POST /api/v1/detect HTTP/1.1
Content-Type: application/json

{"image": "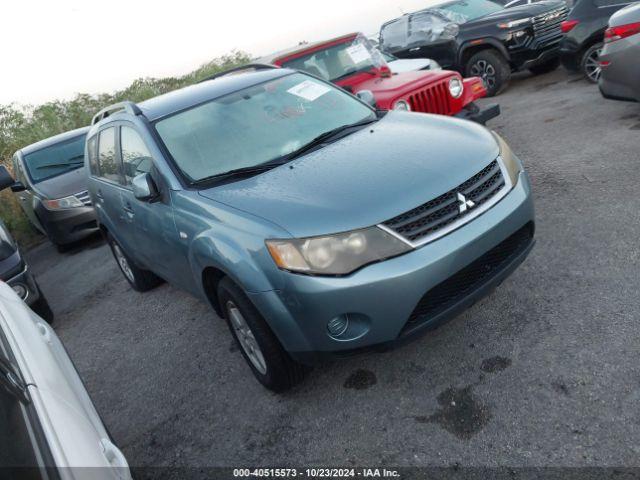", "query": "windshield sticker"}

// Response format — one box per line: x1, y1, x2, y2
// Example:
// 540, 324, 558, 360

346, 43, 372, 64
287, 80, 331, 102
